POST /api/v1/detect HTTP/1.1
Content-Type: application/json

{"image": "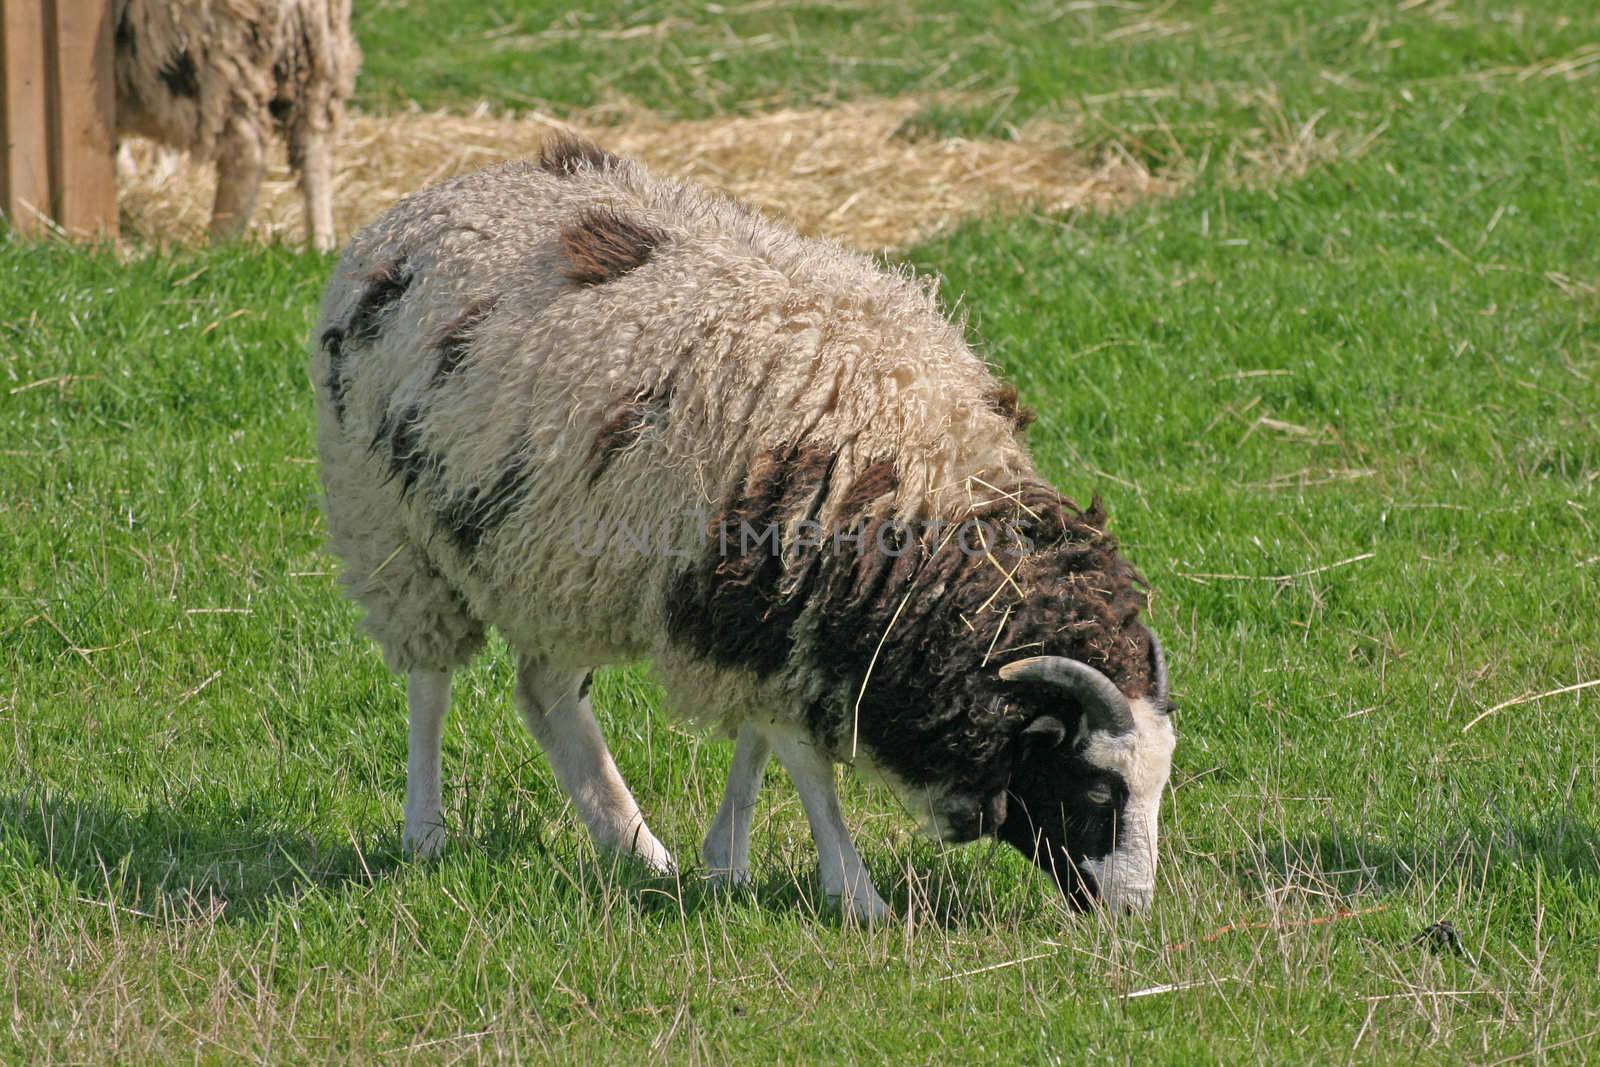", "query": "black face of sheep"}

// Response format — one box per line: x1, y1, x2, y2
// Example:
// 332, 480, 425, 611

994, 634, 1175, 912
